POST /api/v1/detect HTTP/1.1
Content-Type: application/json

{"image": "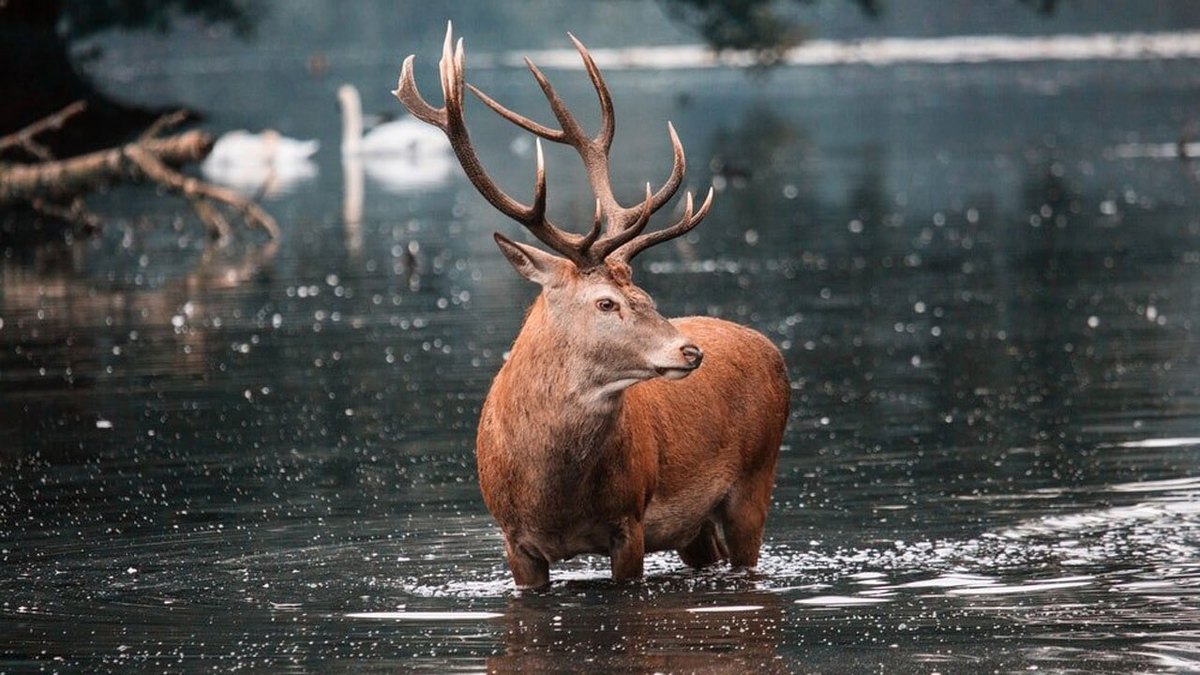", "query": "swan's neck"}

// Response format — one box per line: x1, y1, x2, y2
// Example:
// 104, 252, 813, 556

340, 89, 363, 156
